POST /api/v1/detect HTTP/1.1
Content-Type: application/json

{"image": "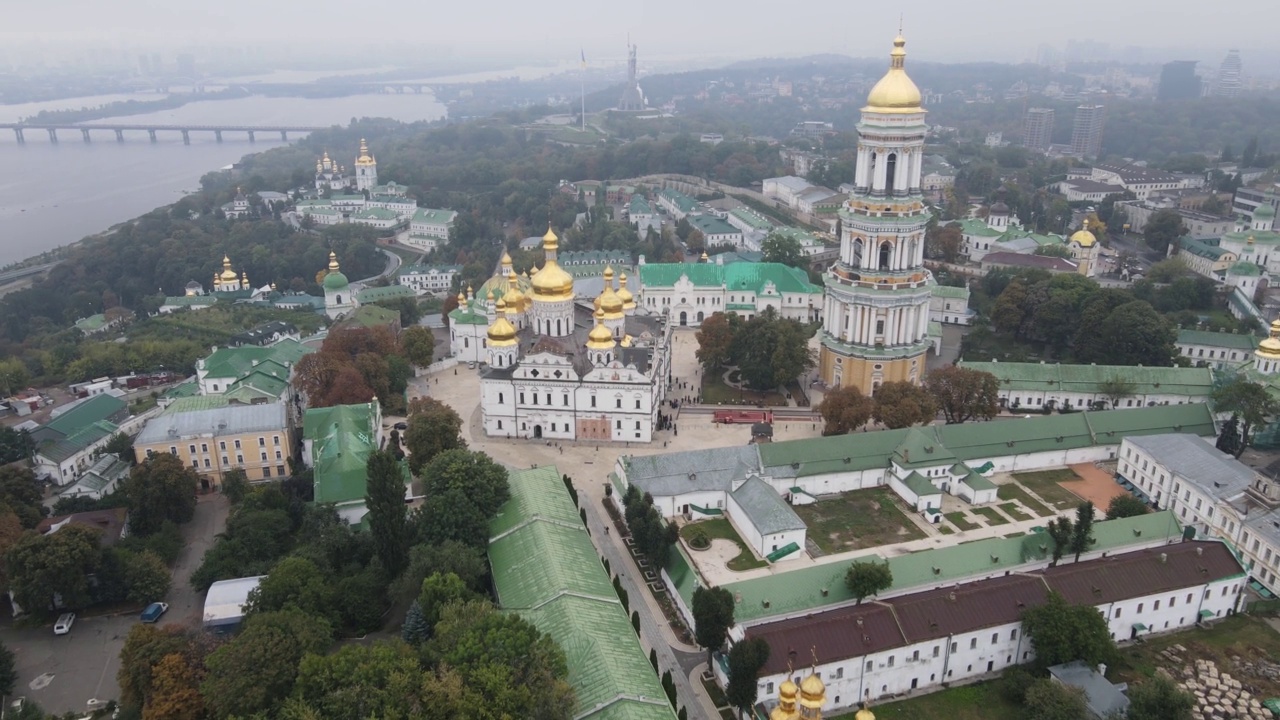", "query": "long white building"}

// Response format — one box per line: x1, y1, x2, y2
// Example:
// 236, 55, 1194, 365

740, 540, 1244, 716
636, 258, 822, 327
